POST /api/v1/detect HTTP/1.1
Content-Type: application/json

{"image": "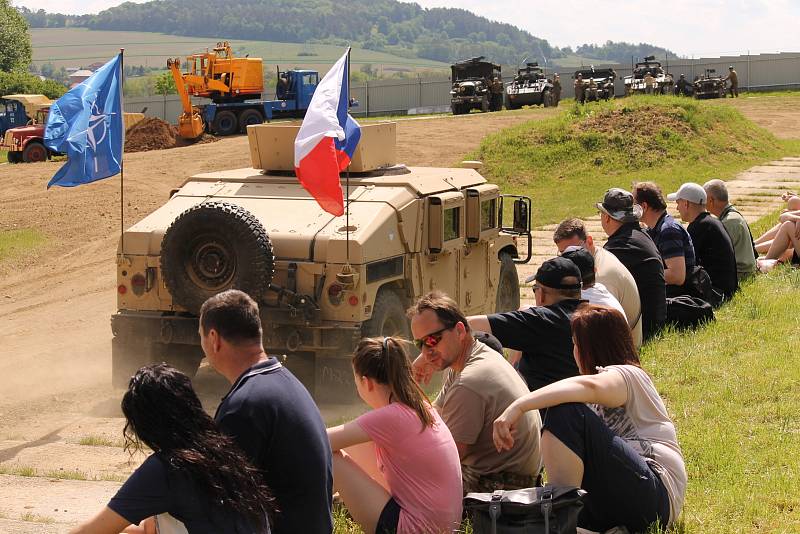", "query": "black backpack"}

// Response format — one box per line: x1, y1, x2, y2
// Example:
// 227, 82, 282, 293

666, 295, 714, 329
